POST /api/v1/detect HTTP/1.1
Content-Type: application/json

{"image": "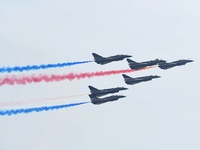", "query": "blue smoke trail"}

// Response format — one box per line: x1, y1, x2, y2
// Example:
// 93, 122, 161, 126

0, 60, 93, 73
0, 102, 89, 116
